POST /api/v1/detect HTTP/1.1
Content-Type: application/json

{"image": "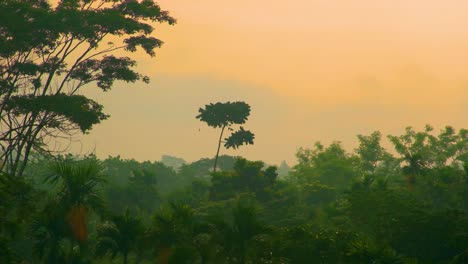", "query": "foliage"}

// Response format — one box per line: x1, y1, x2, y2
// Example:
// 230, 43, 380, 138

196, 102, 251, 128
293, 141, 359, 189
209, 158, 278, 201
95, 209, 145, 264
388, 125, 467, 188
0, 0, 175, 176
197, 101, 255, 172
1, 125, 467, 263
